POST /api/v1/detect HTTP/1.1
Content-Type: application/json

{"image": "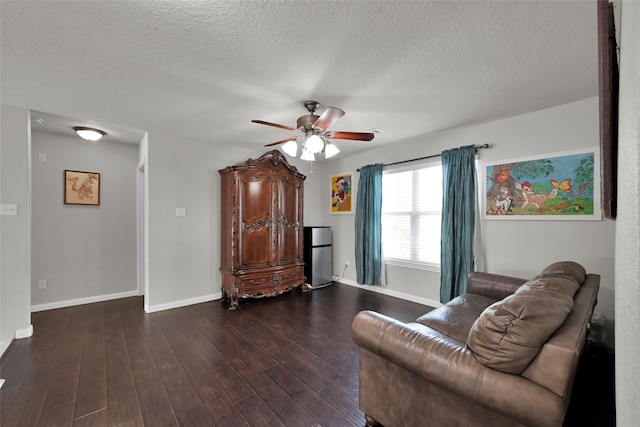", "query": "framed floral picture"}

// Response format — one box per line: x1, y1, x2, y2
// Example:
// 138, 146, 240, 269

483, 148, 601, 220
330, 172, 353, 214
64, 170, 100, 205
